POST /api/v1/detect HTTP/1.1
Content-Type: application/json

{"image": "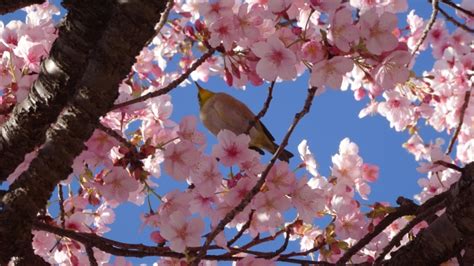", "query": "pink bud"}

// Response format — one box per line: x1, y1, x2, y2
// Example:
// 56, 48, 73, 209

150, 231, 166, 244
